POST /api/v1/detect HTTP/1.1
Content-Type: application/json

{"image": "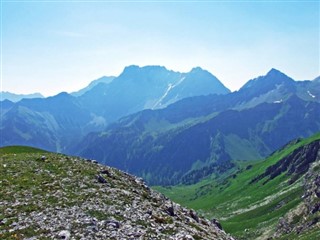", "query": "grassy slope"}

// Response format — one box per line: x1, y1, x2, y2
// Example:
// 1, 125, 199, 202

155, 133, 320, 239
0, 147, 100, 239
0, 145, 234, 240
0, 145, 48, 154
